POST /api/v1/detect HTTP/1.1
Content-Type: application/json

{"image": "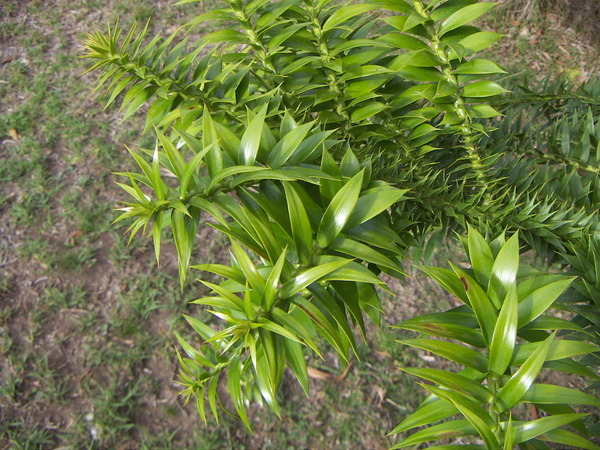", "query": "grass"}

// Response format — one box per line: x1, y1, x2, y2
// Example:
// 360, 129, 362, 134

0, 0, 598, 448
486, 0, 599, 82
